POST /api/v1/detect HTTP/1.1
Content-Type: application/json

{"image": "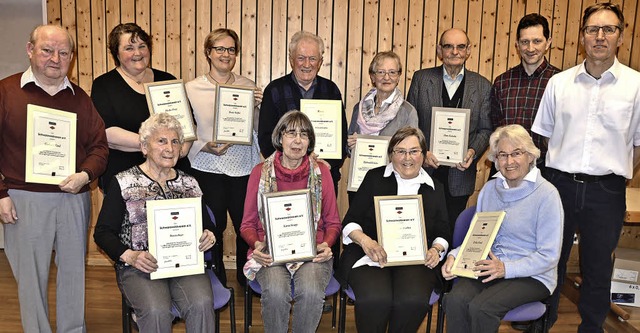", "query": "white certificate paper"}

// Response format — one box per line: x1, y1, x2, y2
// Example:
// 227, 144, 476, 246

147, 197, 204, 280
374, 195, 427, 266
25, 104, 77, 185
300, 99, 342, 159
144, 80, 197, 141
262, 189, 316, 264
347, 135, 390, 192
430, 107, 470, 167
452, 211, 506, 279
214, 84, 255, 145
